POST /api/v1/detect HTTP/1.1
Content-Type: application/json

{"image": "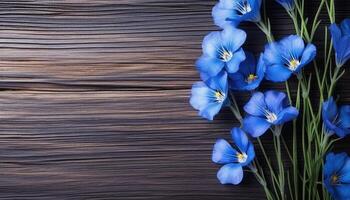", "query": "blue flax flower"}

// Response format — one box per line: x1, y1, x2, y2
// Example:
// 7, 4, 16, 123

322, 97, 350, 138
263, 35, 316, 82
275, 0, 294, 11
324, 152, 350, 200
230, 52, 266, 91
242, 90, 299, 137
212, 128, 255, 184
212, 0, 262, 28
190, 72, 228, 121
329, 19, 350, 67
196, 25, 246, 77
